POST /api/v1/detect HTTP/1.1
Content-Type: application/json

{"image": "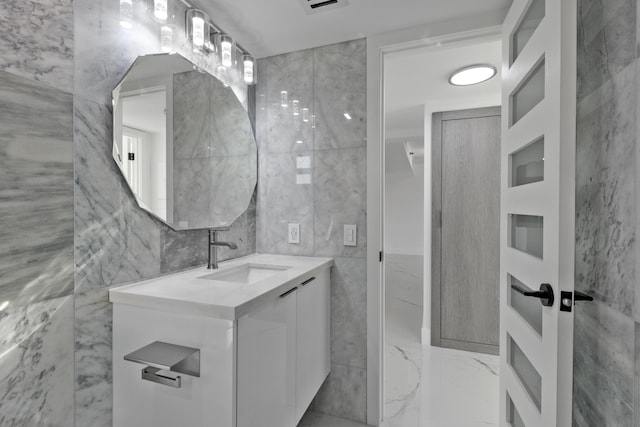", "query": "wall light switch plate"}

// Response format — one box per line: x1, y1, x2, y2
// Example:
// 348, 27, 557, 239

288, 223, 300, 244
343, 224, 357, 246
